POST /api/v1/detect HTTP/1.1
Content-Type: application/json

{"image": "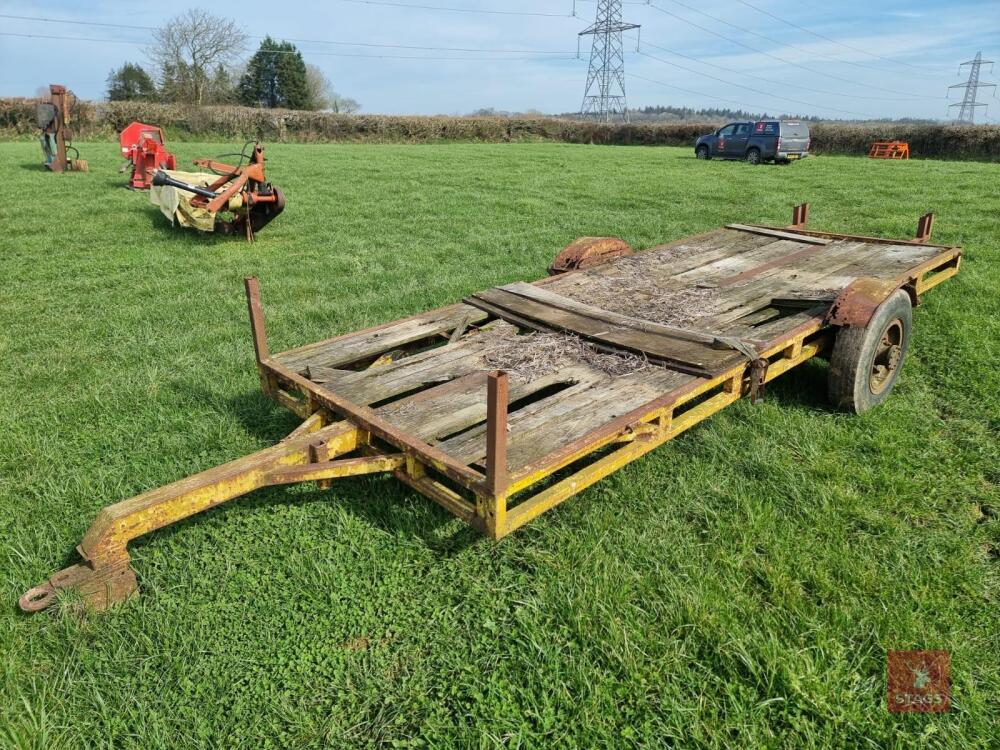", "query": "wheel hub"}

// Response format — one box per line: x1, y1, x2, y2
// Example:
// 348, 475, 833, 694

869, 319, 903, 394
